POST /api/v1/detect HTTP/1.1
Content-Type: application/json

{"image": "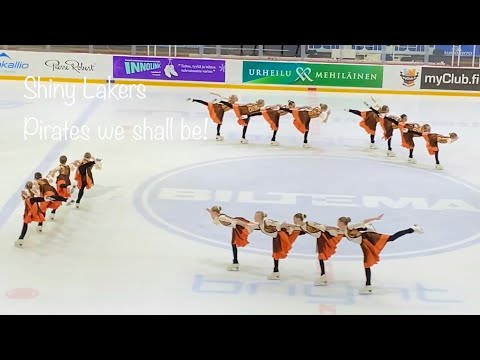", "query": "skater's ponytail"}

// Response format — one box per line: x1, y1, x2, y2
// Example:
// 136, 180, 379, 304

319, 103, 328, 111
338, 216, 351, 225
294, 213, 306, 221
211, 206, 222, 213
449, 132, 458, 139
